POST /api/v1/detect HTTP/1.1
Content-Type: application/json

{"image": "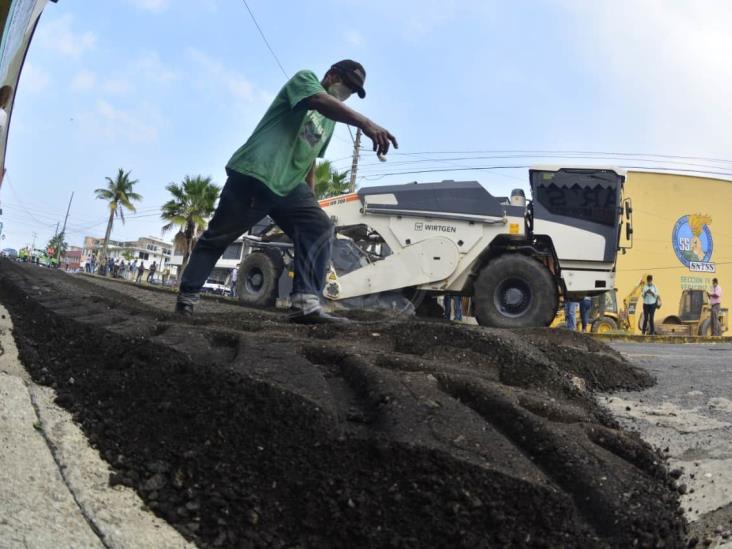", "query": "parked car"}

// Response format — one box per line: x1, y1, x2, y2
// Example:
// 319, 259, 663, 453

202, 278, 231, 296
